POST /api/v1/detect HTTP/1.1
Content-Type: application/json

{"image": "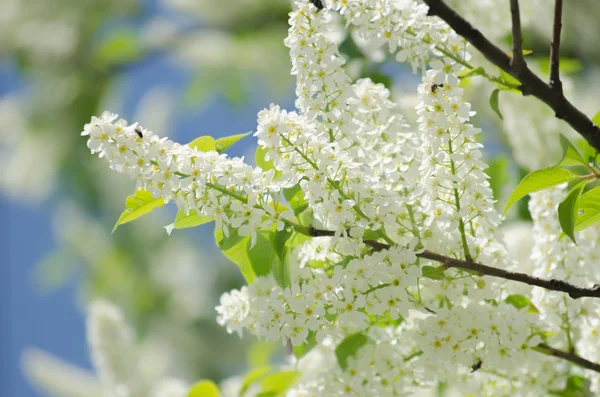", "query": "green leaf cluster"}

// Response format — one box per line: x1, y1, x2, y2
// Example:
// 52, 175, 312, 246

504, 134, 600, 243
